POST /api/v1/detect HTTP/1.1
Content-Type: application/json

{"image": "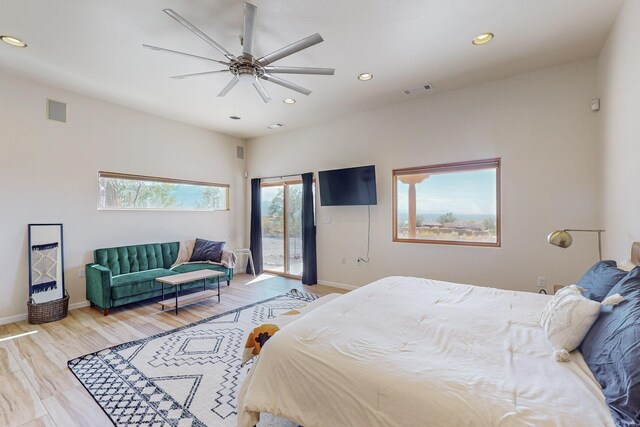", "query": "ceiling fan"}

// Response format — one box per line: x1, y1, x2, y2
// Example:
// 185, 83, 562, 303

143, 2, 335, 103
